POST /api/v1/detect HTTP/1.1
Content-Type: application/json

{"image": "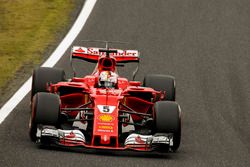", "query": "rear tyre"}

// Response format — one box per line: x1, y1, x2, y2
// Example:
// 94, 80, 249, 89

154, 101, 181, 152
29, 92, 60, 142
143, 74, 175, 101
31, 67, 65, 99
